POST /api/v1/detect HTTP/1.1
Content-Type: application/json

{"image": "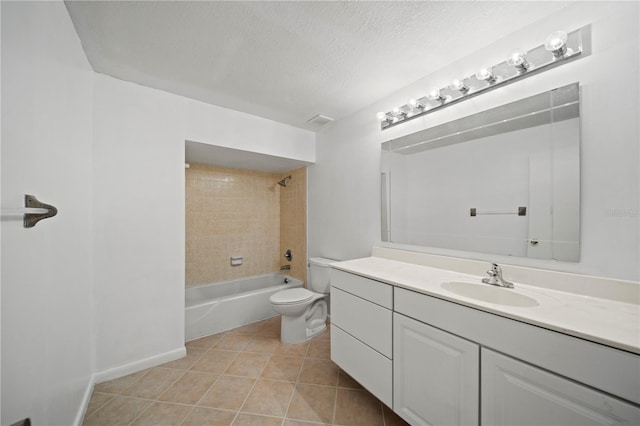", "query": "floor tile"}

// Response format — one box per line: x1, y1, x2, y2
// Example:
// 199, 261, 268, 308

297, 358, 339, 386
227, 320, 266, 335
244, 335, 280, 354
161, 347, 207, 370
261, 356, 304, 382
241, 379, 295, 417
130, 402, 192, 426
286, 383, 336, 424
334, 388, 384, 426
198, 375, 256, 410
190, 349, 239, 374
232, 413, 283, 425
260, 317, 281, 336
158, 371, 218, 404
84, 392, 114, 418
307, 339, 330, 359
83, 319, 409, 426
283, 420, 331, 426
186, 333, 225, 349
316, 326, 330, 340
93, 370, 147, 395
273, 341, 310, 358
214, 334, 253, 351
83, 396, 150, 426
120, 368, 184, 399
224, 352, 270, 377
337, 370, 363, 390
181, 407, 236, 426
